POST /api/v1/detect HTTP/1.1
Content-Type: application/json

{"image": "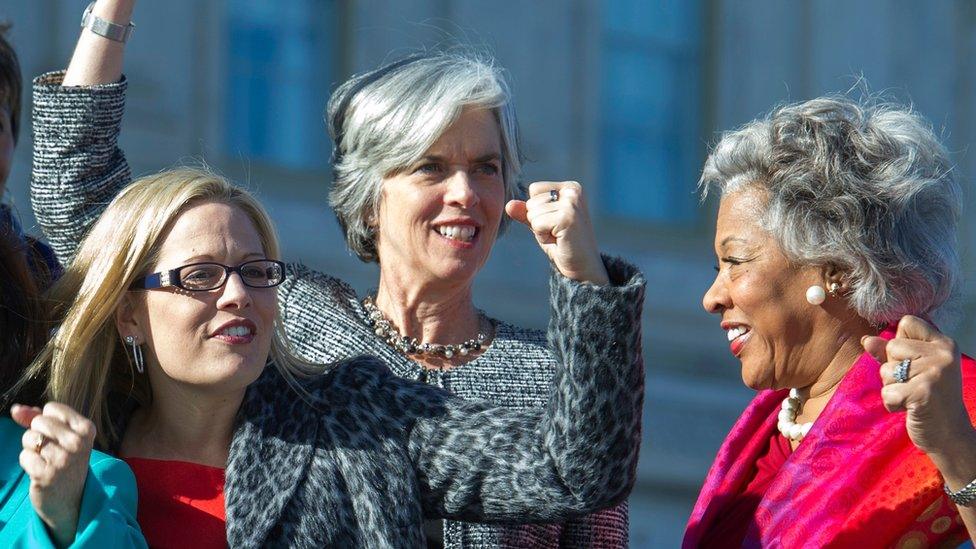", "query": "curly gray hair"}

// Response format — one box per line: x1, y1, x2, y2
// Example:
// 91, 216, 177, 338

327, 51, 523, 263
701, 96, 962, 325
